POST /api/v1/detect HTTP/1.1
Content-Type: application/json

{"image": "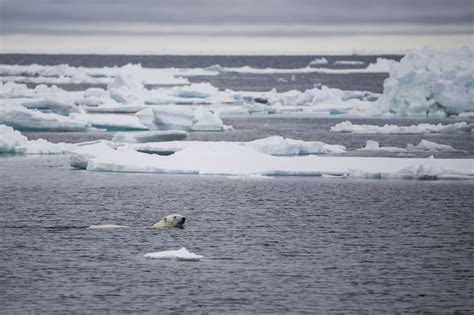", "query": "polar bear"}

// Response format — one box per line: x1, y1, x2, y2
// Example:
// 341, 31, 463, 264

152, 214, 186, 229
